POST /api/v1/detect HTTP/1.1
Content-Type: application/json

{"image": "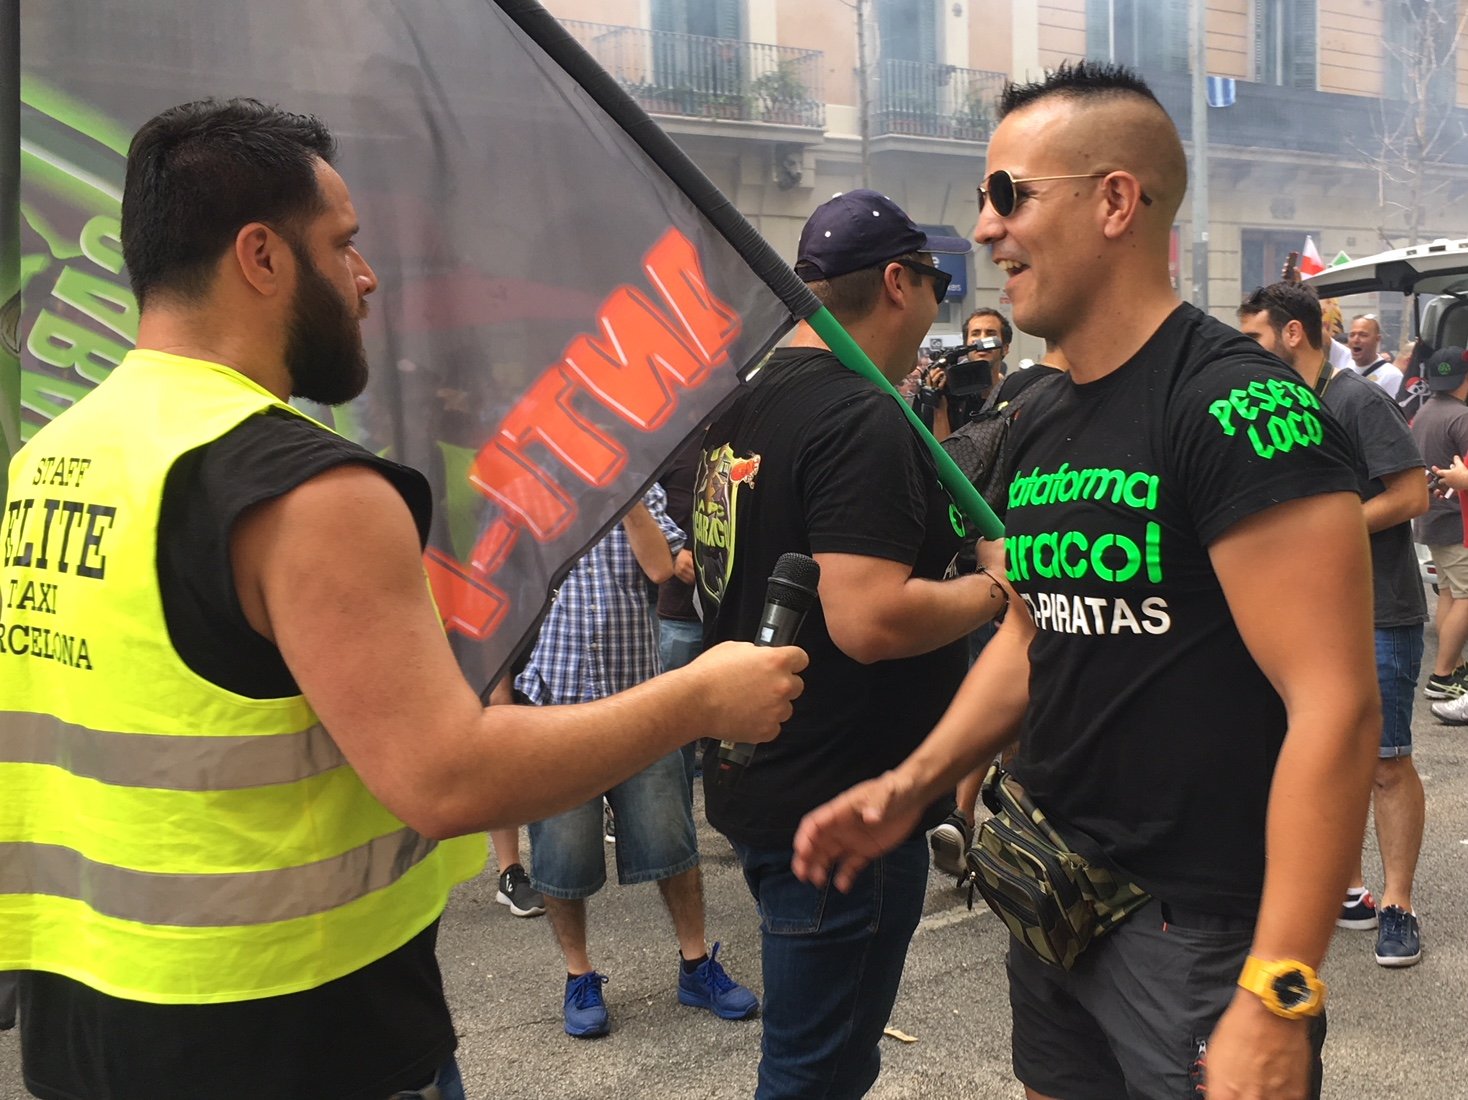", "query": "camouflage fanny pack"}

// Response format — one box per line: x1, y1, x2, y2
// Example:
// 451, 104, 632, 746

965, 764, 1150, 970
